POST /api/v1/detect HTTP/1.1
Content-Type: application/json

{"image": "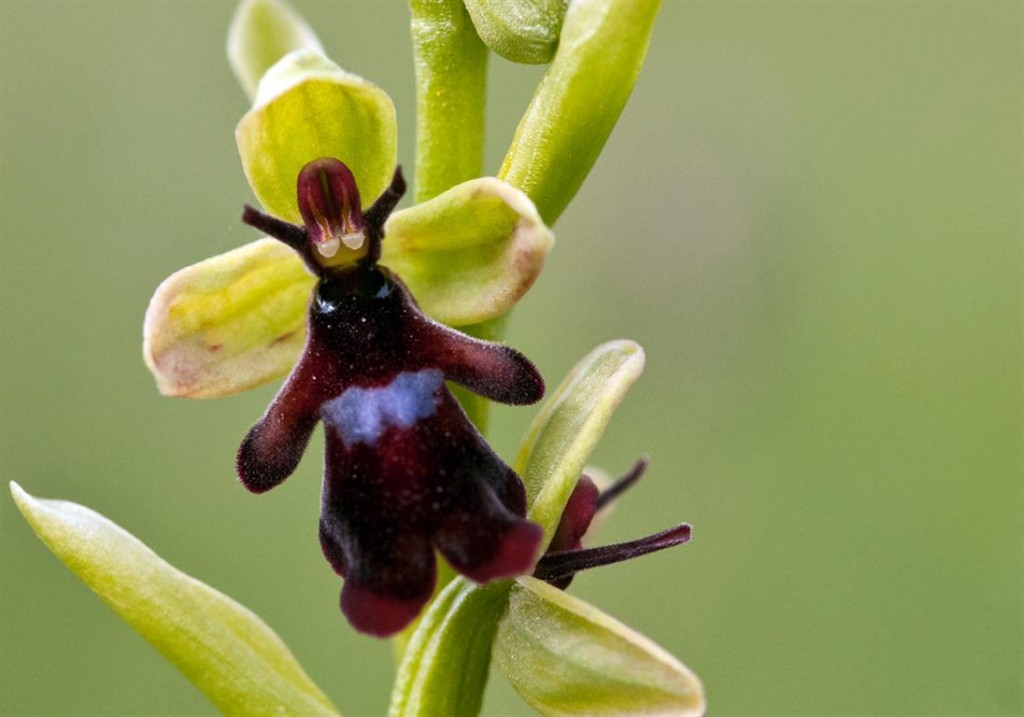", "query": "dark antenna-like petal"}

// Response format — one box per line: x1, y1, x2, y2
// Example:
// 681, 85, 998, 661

534, 524, 692, 587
